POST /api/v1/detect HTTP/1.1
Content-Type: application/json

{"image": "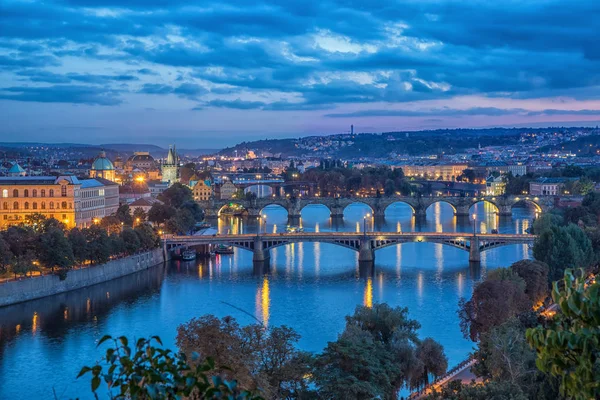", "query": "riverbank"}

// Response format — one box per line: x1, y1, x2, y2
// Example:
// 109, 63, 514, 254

0, 247, 167, 307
